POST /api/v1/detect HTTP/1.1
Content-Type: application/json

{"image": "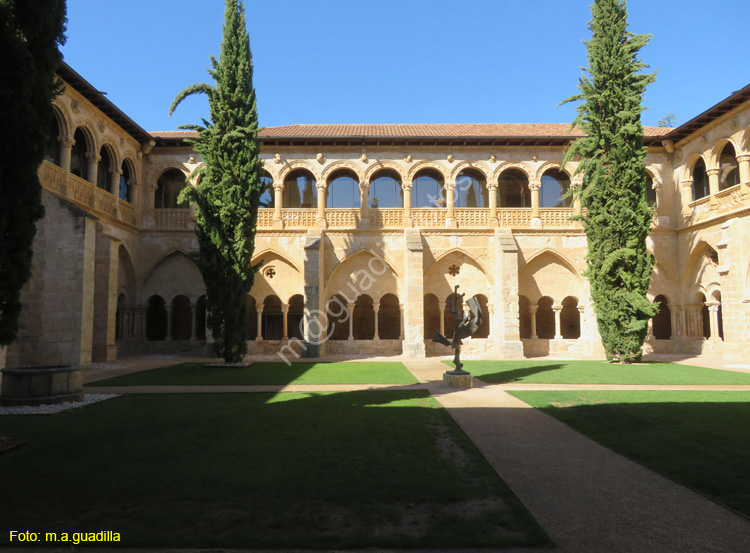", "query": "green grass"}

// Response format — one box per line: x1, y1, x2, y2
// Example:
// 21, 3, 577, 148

0, 391, 548, 548
452, 359, 750, 385
511, 390, 750, 517
88, 361, 419, 387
